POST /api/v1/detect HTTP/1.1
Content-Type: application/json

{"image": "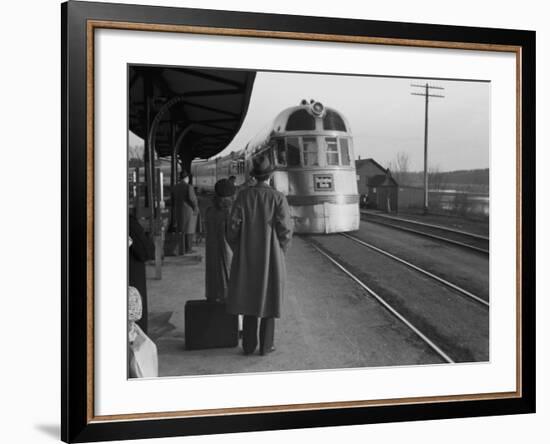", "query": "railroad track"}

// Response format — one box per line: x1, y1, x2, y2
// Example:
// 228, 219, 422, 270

341, 232, 489, 307
303, 233, 489, 364
360, 211, 489, 254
